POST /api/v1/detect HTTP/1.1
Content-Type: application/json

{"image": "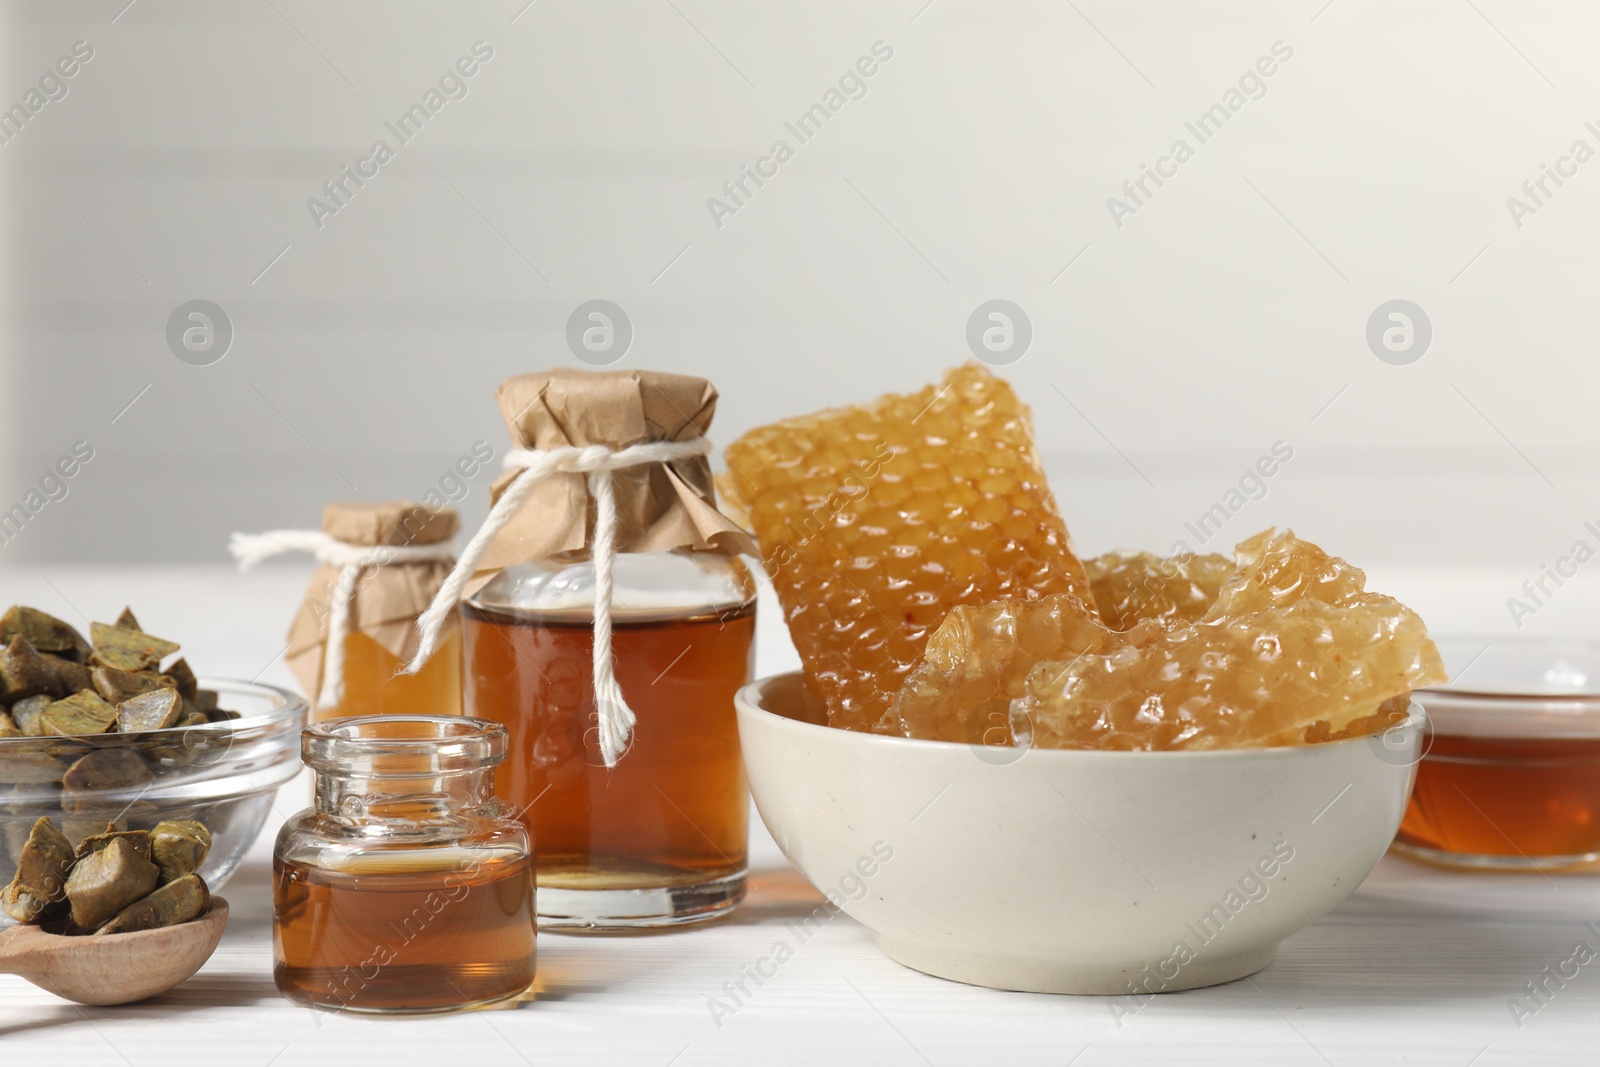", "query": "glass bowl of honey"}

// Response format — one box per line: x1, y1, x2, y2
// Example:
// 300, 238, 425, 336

1396, 636, 1600, 872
